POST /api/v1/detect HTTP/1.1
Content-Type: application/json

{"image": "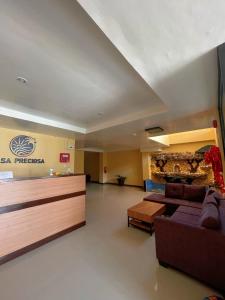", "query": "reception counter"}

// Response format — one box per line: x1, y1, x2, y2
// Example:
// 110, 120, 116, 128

0, 175, 86, 265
